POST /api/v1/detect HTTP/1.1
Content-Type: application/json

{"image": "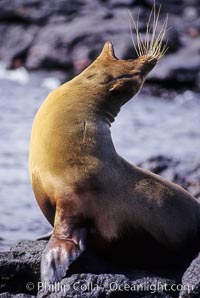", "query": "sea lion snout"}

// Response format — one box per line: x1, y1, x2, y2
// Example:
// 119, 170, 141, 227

98, 41, 157, 79
135, 56, 157, 77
